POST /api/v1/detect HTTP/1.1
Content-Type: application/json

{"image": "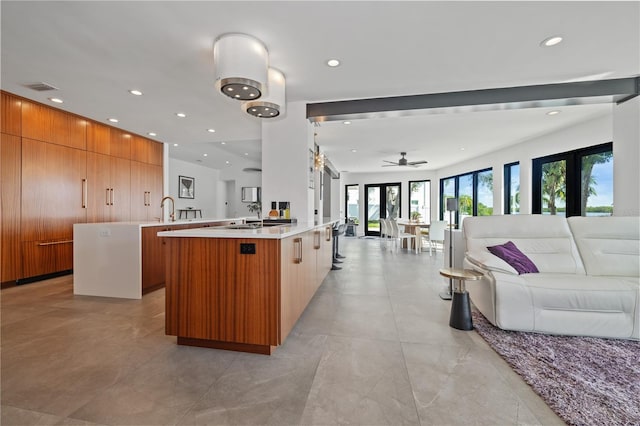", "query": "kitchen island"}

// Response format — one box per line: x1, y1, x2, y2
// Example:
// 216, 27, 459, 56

158, 221, 336, 354
73, 218, 244, 299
